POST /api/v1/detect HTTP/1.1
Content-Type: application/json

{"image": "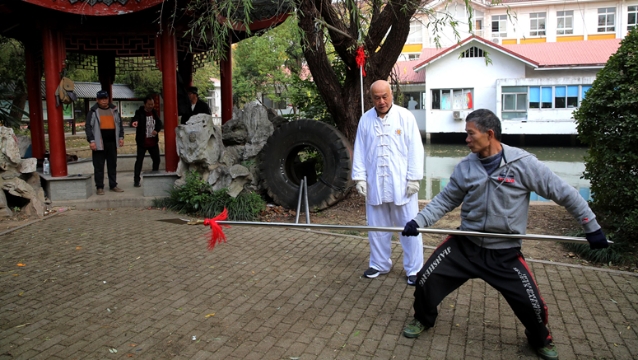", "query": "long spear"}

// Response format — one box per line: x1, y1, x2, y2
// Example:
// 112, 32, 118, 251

158, 209, 602, 250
